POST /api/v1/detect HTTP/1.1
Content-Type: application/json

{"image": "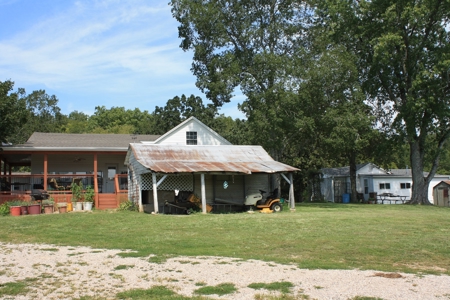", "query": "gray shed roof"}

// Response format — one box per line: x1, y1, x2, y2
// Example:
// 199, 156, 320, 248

5, 132, 160, 150
126, 144, 299, 174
